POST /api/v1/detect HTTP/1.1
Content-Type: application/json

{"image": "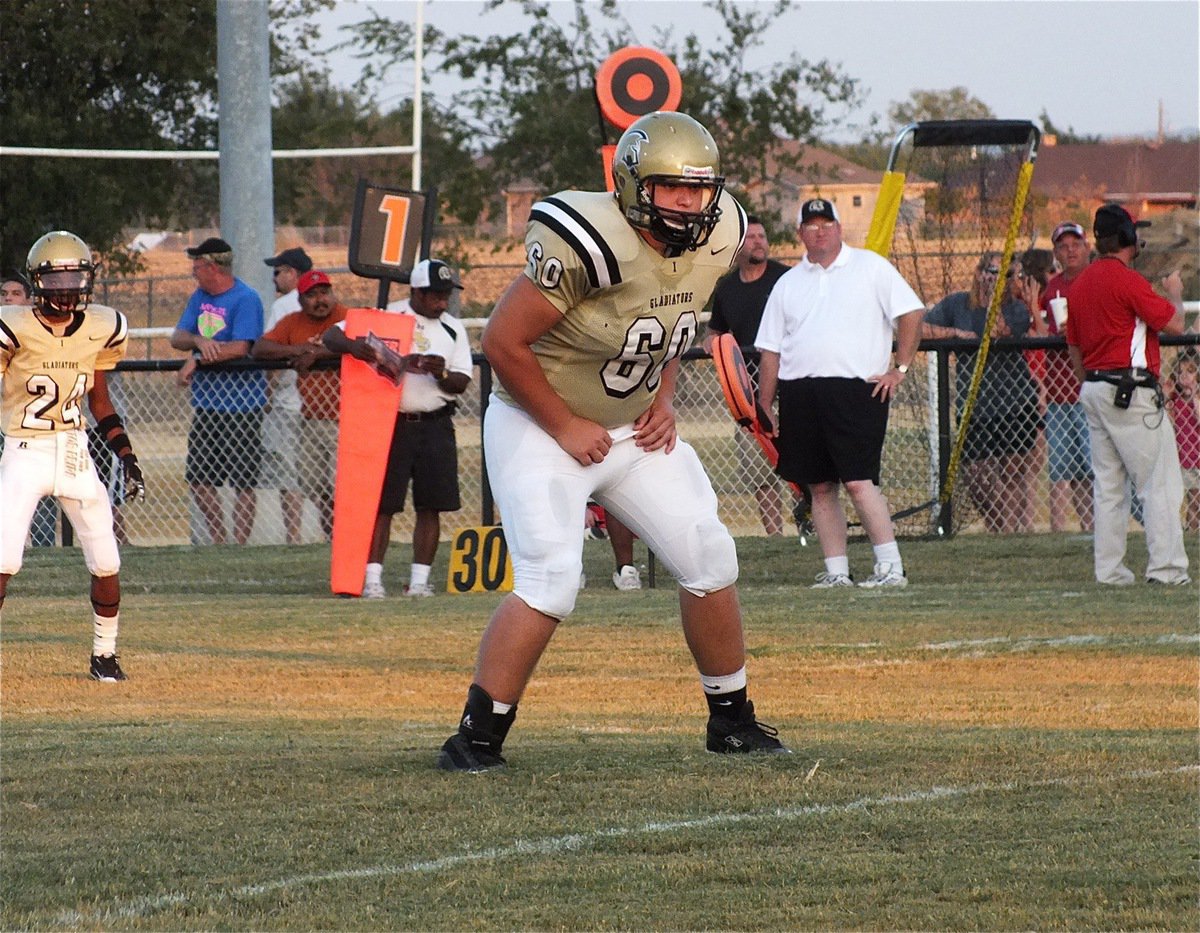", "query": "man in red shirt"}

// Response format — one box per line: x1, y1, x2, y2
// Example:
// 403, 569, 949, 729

1038, 221, 1095, 531
1066, 204, 1189, 585
252, 270, 347, 539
